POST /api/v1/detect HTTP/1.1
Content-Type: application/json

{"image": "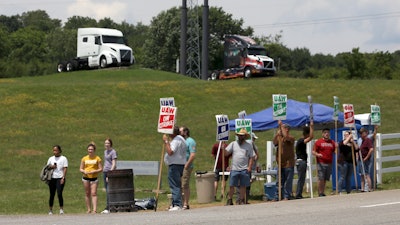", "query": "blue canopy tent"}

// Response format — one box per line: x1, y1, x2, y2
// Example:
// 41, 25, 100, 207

229, 99, 345, 131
